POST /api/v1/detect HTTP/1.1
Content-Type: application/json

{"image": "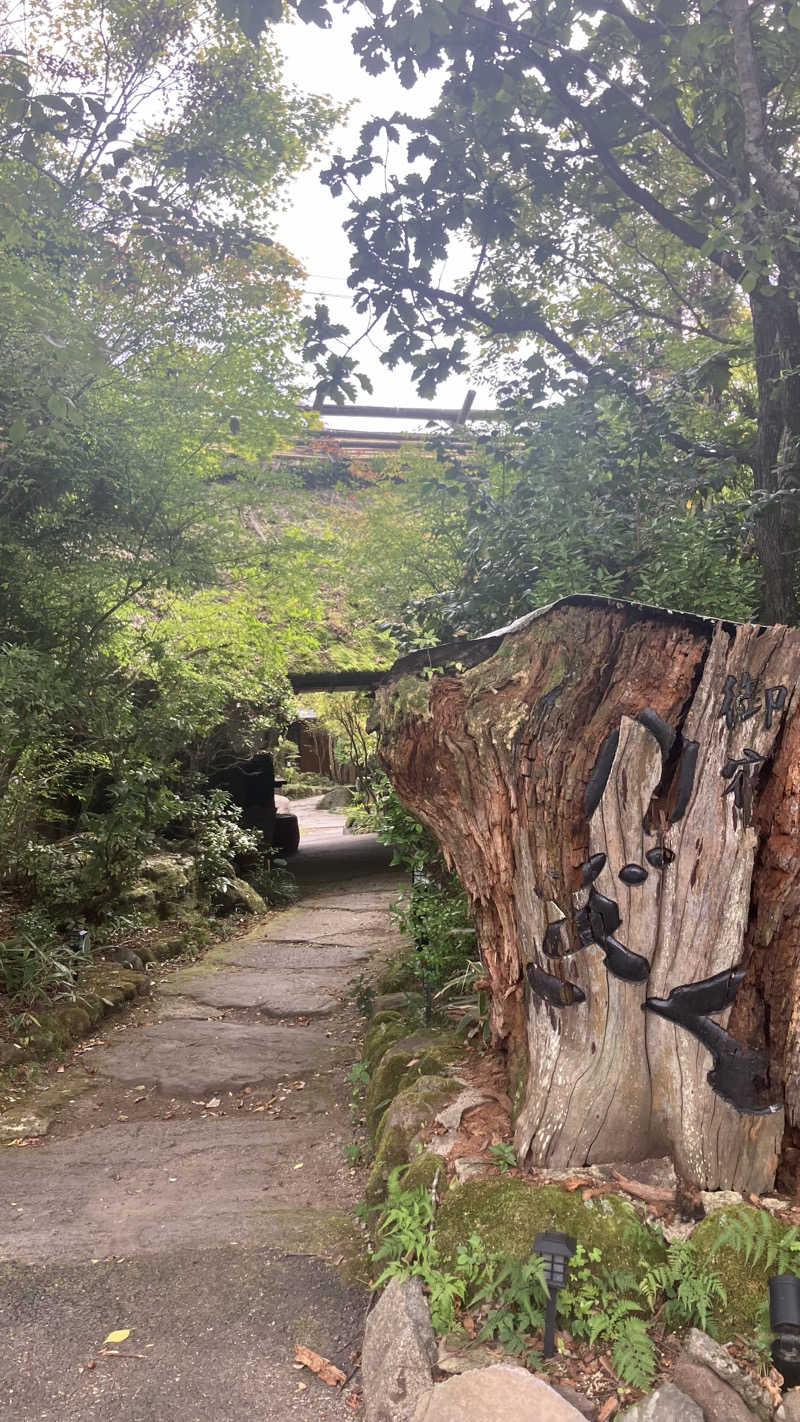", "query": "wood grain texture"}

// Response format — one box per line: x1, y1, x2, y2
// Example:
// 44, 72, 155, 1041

376, 598, 800, 1190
